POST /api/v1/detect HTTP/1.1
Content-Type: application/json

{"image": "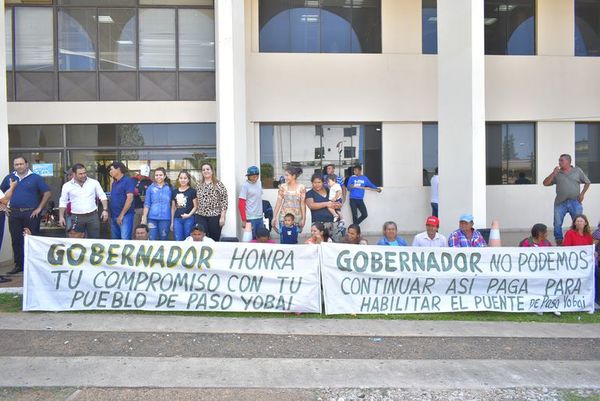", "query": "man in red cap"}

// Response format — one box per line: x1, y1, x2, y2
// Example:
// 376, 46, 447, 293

412, 216, 447, 247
